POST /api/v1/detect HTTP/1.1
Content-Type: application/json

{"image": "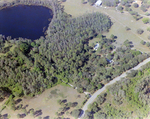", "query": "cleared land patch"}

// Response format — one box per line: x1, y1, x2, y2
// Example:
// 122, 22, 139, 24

0, 85, 86, 119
